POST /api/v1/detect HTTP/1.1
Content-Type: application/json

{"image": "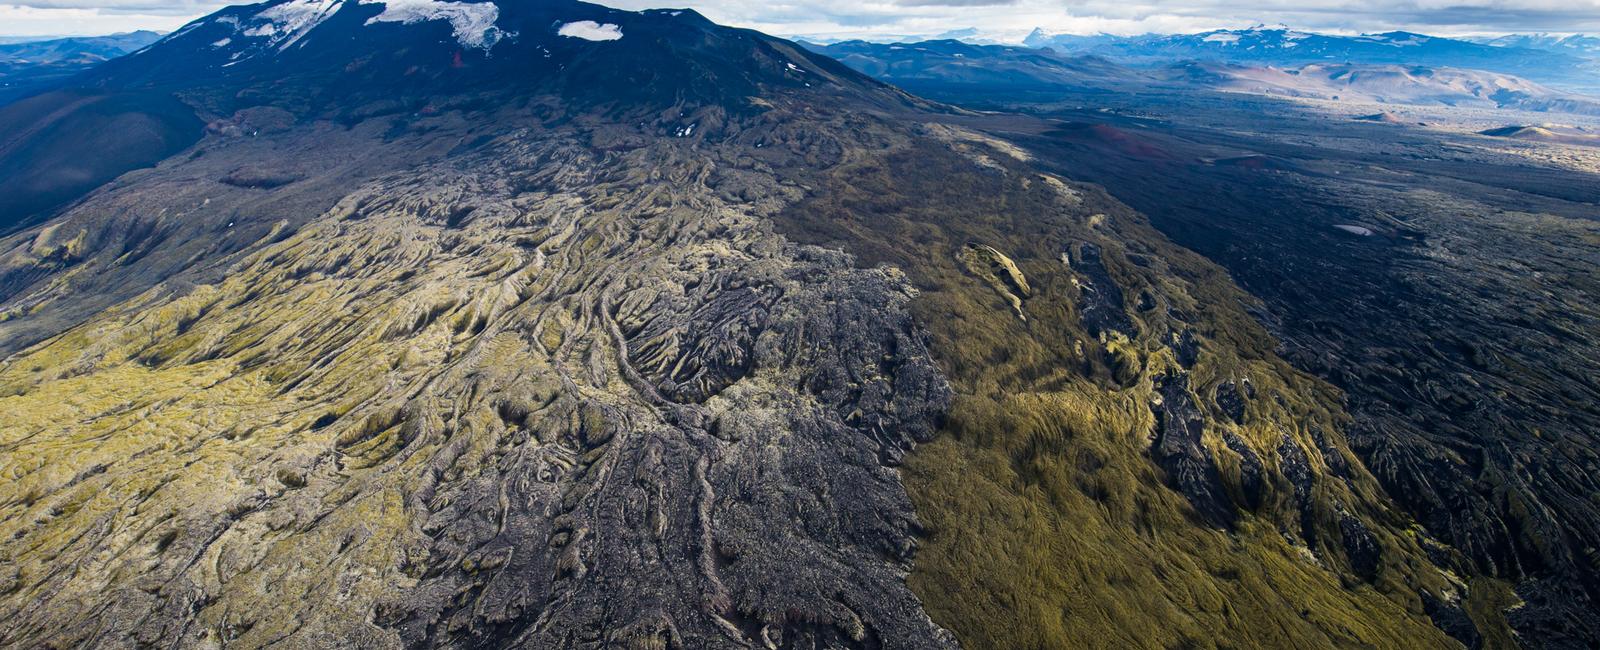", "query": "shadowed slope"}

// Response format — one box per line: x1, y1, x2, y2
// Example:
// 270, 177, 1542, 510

0, 91, 202, 235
